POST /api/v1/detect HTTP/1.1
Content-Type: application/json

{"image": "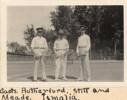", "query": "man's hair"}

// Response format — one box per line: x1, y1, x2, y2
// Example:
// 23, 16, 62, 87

36, 27, 44, 32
